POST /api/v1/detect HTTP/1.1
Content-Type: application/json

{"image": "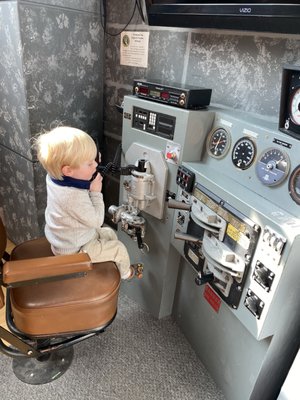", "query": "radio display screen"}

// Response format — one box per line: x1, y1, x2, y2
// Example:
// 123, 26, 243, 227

150, 89, 160, 97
